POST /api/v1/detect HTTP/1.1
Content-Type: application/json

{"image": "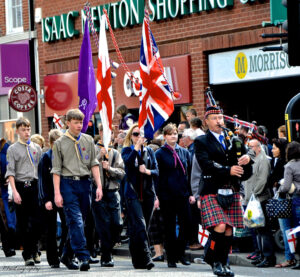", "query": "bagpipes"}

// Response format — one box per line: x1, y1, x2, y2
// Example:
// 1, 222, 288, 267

205, 87, 268, 147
